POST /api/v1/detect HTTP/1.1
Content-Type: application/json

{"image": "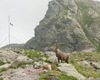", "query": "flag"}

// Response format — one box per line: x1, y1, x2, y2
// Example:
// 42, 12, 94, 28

10, 22, 13, 26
